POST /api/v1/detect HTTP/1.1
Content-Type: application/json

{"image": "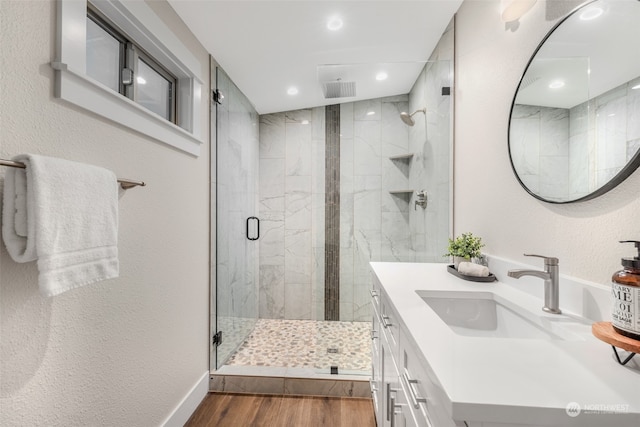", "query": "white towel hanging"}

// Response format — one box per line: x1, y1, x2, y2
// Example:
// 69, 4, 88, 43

2, 154, 119, 296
